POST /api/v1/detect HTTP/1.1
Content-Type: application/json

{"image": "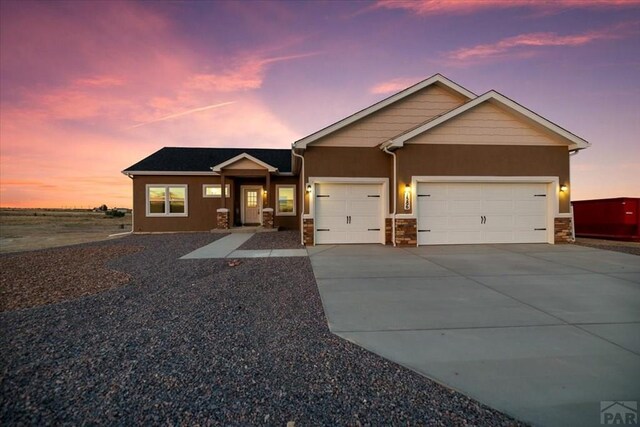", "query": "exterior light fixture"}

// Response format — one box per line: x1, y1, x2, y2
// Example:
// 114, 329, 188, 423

306, 183, 312, 194
404, 184, 411, 211
560, 184, 568, 192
